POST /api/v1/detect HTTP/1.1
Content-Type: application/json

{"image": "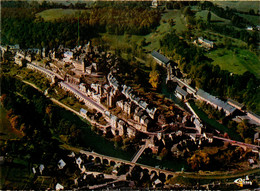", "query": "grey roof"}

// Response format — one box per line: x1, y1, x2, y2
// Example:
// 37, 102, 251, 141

80, 108, 87, 114
175, 86, 188, 97
203, 39, 213, 45
227, 98, 244, 109
111, 115, 118, 121
151, 50, 170, 64
197, 89, 236, 114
